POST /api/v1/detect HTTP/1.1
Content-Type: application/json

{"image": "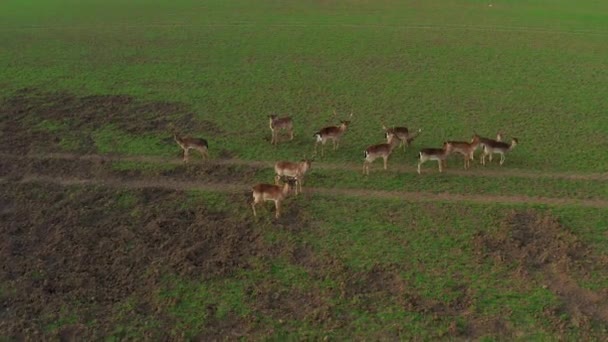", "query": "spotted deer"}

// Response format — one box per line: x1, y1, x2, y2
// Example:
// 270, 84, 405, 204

268, 114, 294, 145
313, 111, 352, 156
417, 142, 454, 174
174, 134, 209, 162
447, 134, 481, 169
274, 159, 312, 195
382, 123, 422, 151
481, 138, 519, 166
362, 132, 400, 175
250, 179, 294, 218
